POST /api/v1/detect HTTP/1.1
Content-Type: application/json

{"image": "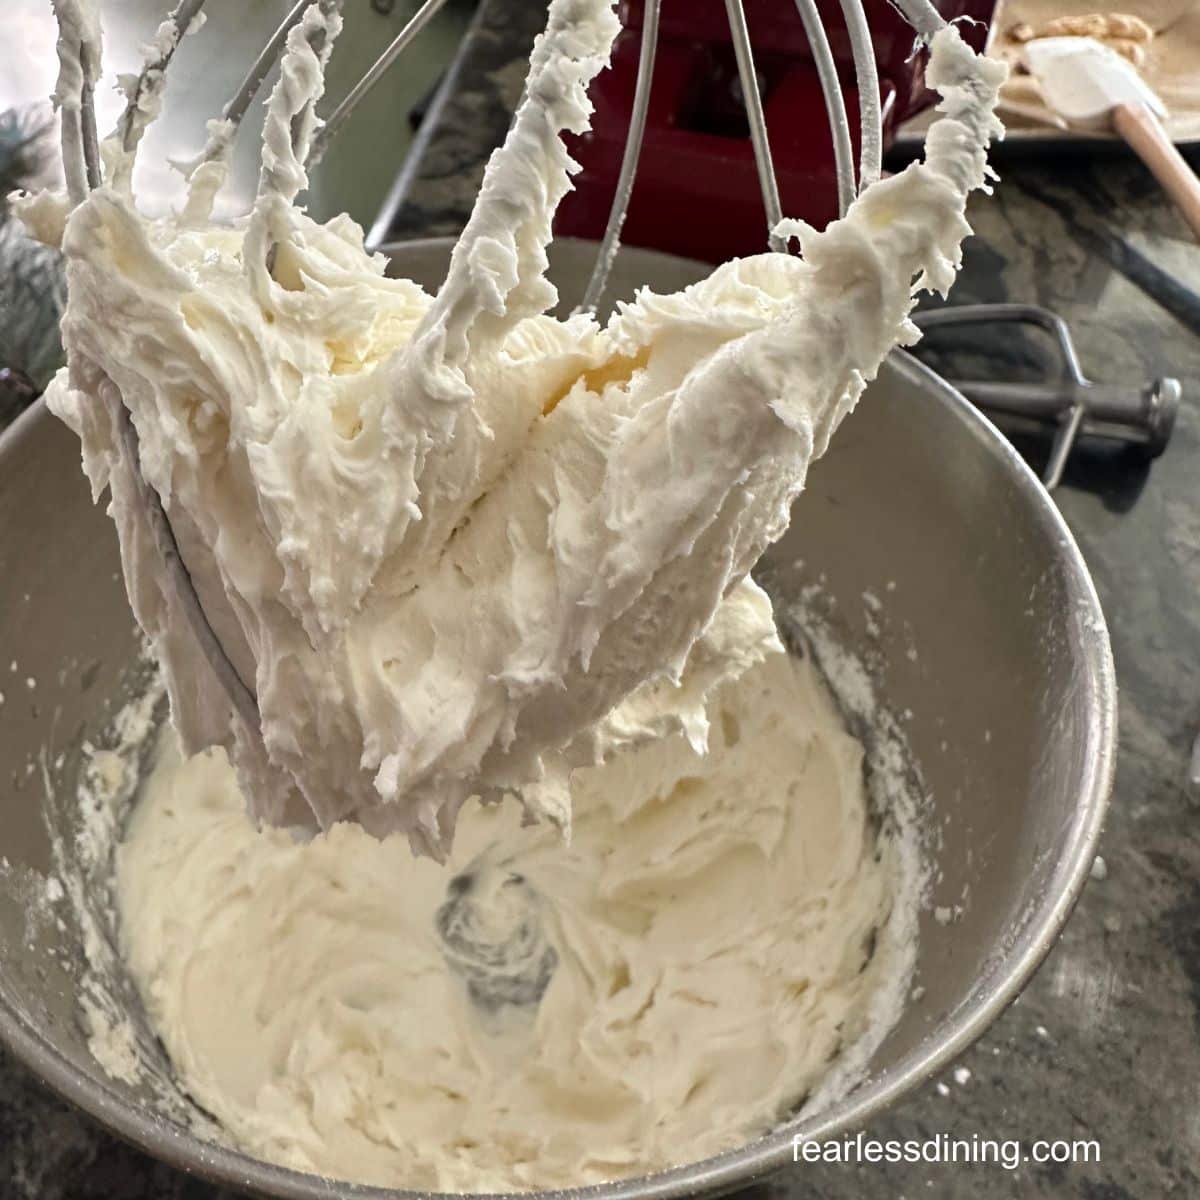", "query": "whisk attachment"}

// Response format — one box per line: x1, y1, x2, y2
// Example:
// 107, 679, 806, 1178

577, 0, 661, 315
178, 0, 308, 223
78, 42, 103, 192
110, 0, 208, 192
792, 0, 856, 217
181, 0, 454, 221
50, 0, 103, 201
256, 0, 343, 210
113, 407, 262, 735
308, 0, 455, 168
837, 0, 884, 191
576, 0, 952, 307
725, 0, 786, 254
50, 0, 260, 737
49, 0, 972, 766
225, 0, 311, 130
